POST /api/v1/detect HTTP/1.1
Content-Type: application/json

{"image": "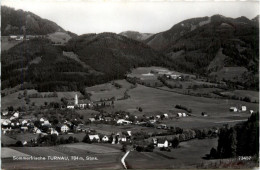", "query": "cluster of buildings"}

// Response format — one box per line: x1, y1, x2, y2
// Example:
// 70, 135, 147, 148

229, 105, 253, 113
67, 94, 113, 109
151, 69, 183, 80
9, 35, 46, 41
